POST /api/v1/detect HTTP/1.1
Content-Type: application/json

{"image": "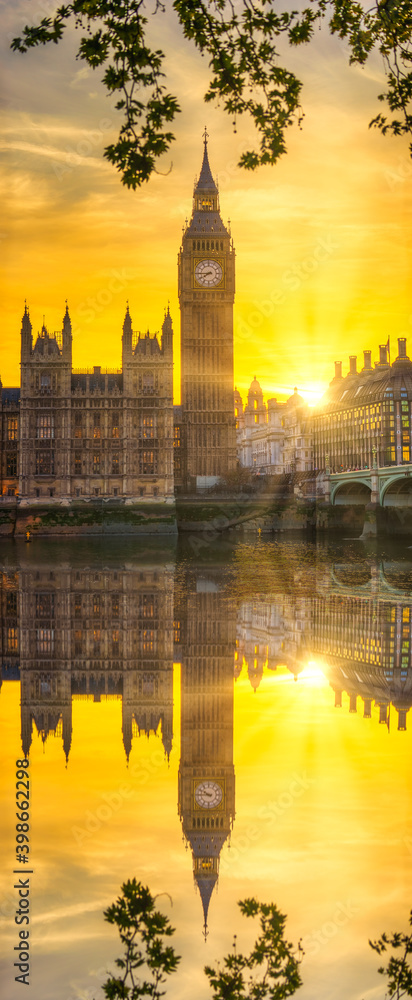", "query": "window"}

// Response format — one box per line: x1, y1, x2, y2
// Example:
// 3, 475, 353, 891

112, 454, 119, 474
142, 416, 154, 439
93, 453, 100, 473
6, 454, 17, 476
7, 626, 18, 651
112, 628, 119, 653
36, 628, 54, 654
7, 417, 18, 441
93, 628, 101, 653
35, 451, 55, 475
139, 594, 157, 618
139, 450, 156, 474
40, 373, 51, 390
36, 594, 55, 618
74, 452, 82, 474
93, 595, 100, 616
37, 414, 54, 440
74, 414, 82, 438
74, 630, 83, 655
6, 593, 17, 616
93, 415, 101, 439
112, 595, 120, 616
74, 596, 82, 617
174, 426, 180, 447
112, 414, 120, 438
141, 628, 154, 652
